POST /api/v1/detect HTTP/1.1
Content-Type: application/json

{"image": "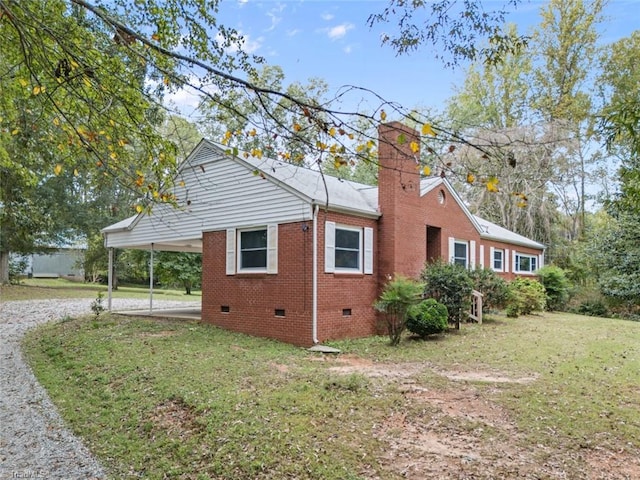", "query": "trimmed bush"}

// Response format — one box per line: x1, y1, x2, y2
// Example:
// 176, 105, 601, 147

420, 260, 473, 328
374, 275, 424, 346
468, 267, 508, 312
537, 265, 571, 311
506, 278, 546, 317
407, 299, 449, 338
